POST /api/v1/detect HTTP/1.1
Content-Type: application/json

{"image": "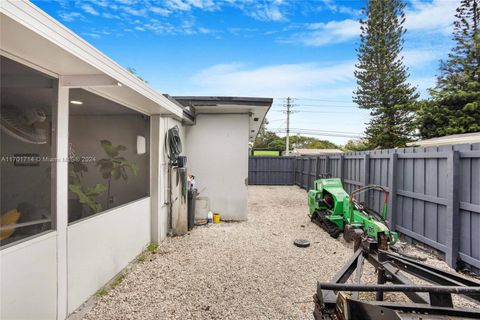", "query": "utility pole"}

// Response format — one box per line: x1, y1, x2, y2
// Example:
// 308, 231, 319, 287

285, 97, 292, 156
